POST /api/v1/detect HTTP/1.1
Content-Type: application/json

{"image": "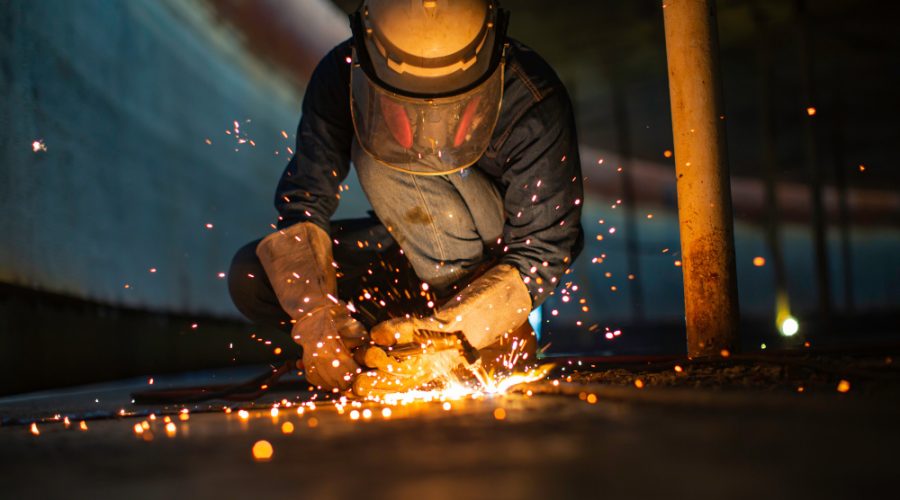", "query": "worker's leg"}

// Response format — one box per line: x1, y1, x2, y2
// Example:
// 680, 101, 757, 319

227, 238, 292, 332
352, 141, 505, 298
228, 216, 427, 330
